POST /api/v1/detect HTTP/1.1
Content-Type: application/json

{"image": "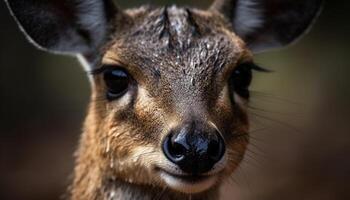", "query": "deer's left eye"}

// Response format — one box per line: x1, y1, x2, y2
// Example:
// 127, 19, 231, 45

103, 68, 130, 101
229, 63, 253, 99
